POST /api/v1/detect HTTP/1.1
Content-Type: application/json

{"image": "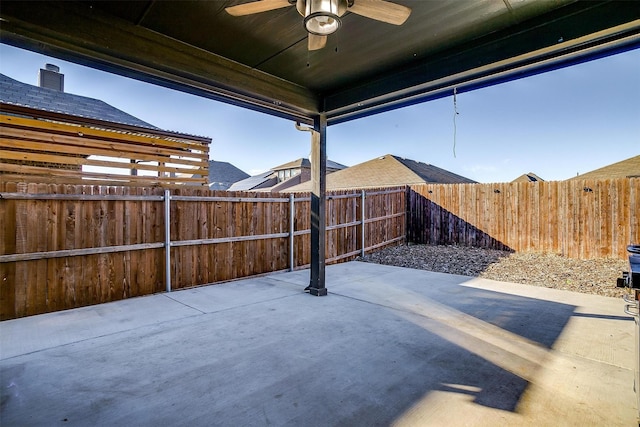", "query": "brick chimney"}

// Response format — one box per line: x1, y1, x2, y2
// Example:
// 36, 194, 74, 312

38, 64, 64, 91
